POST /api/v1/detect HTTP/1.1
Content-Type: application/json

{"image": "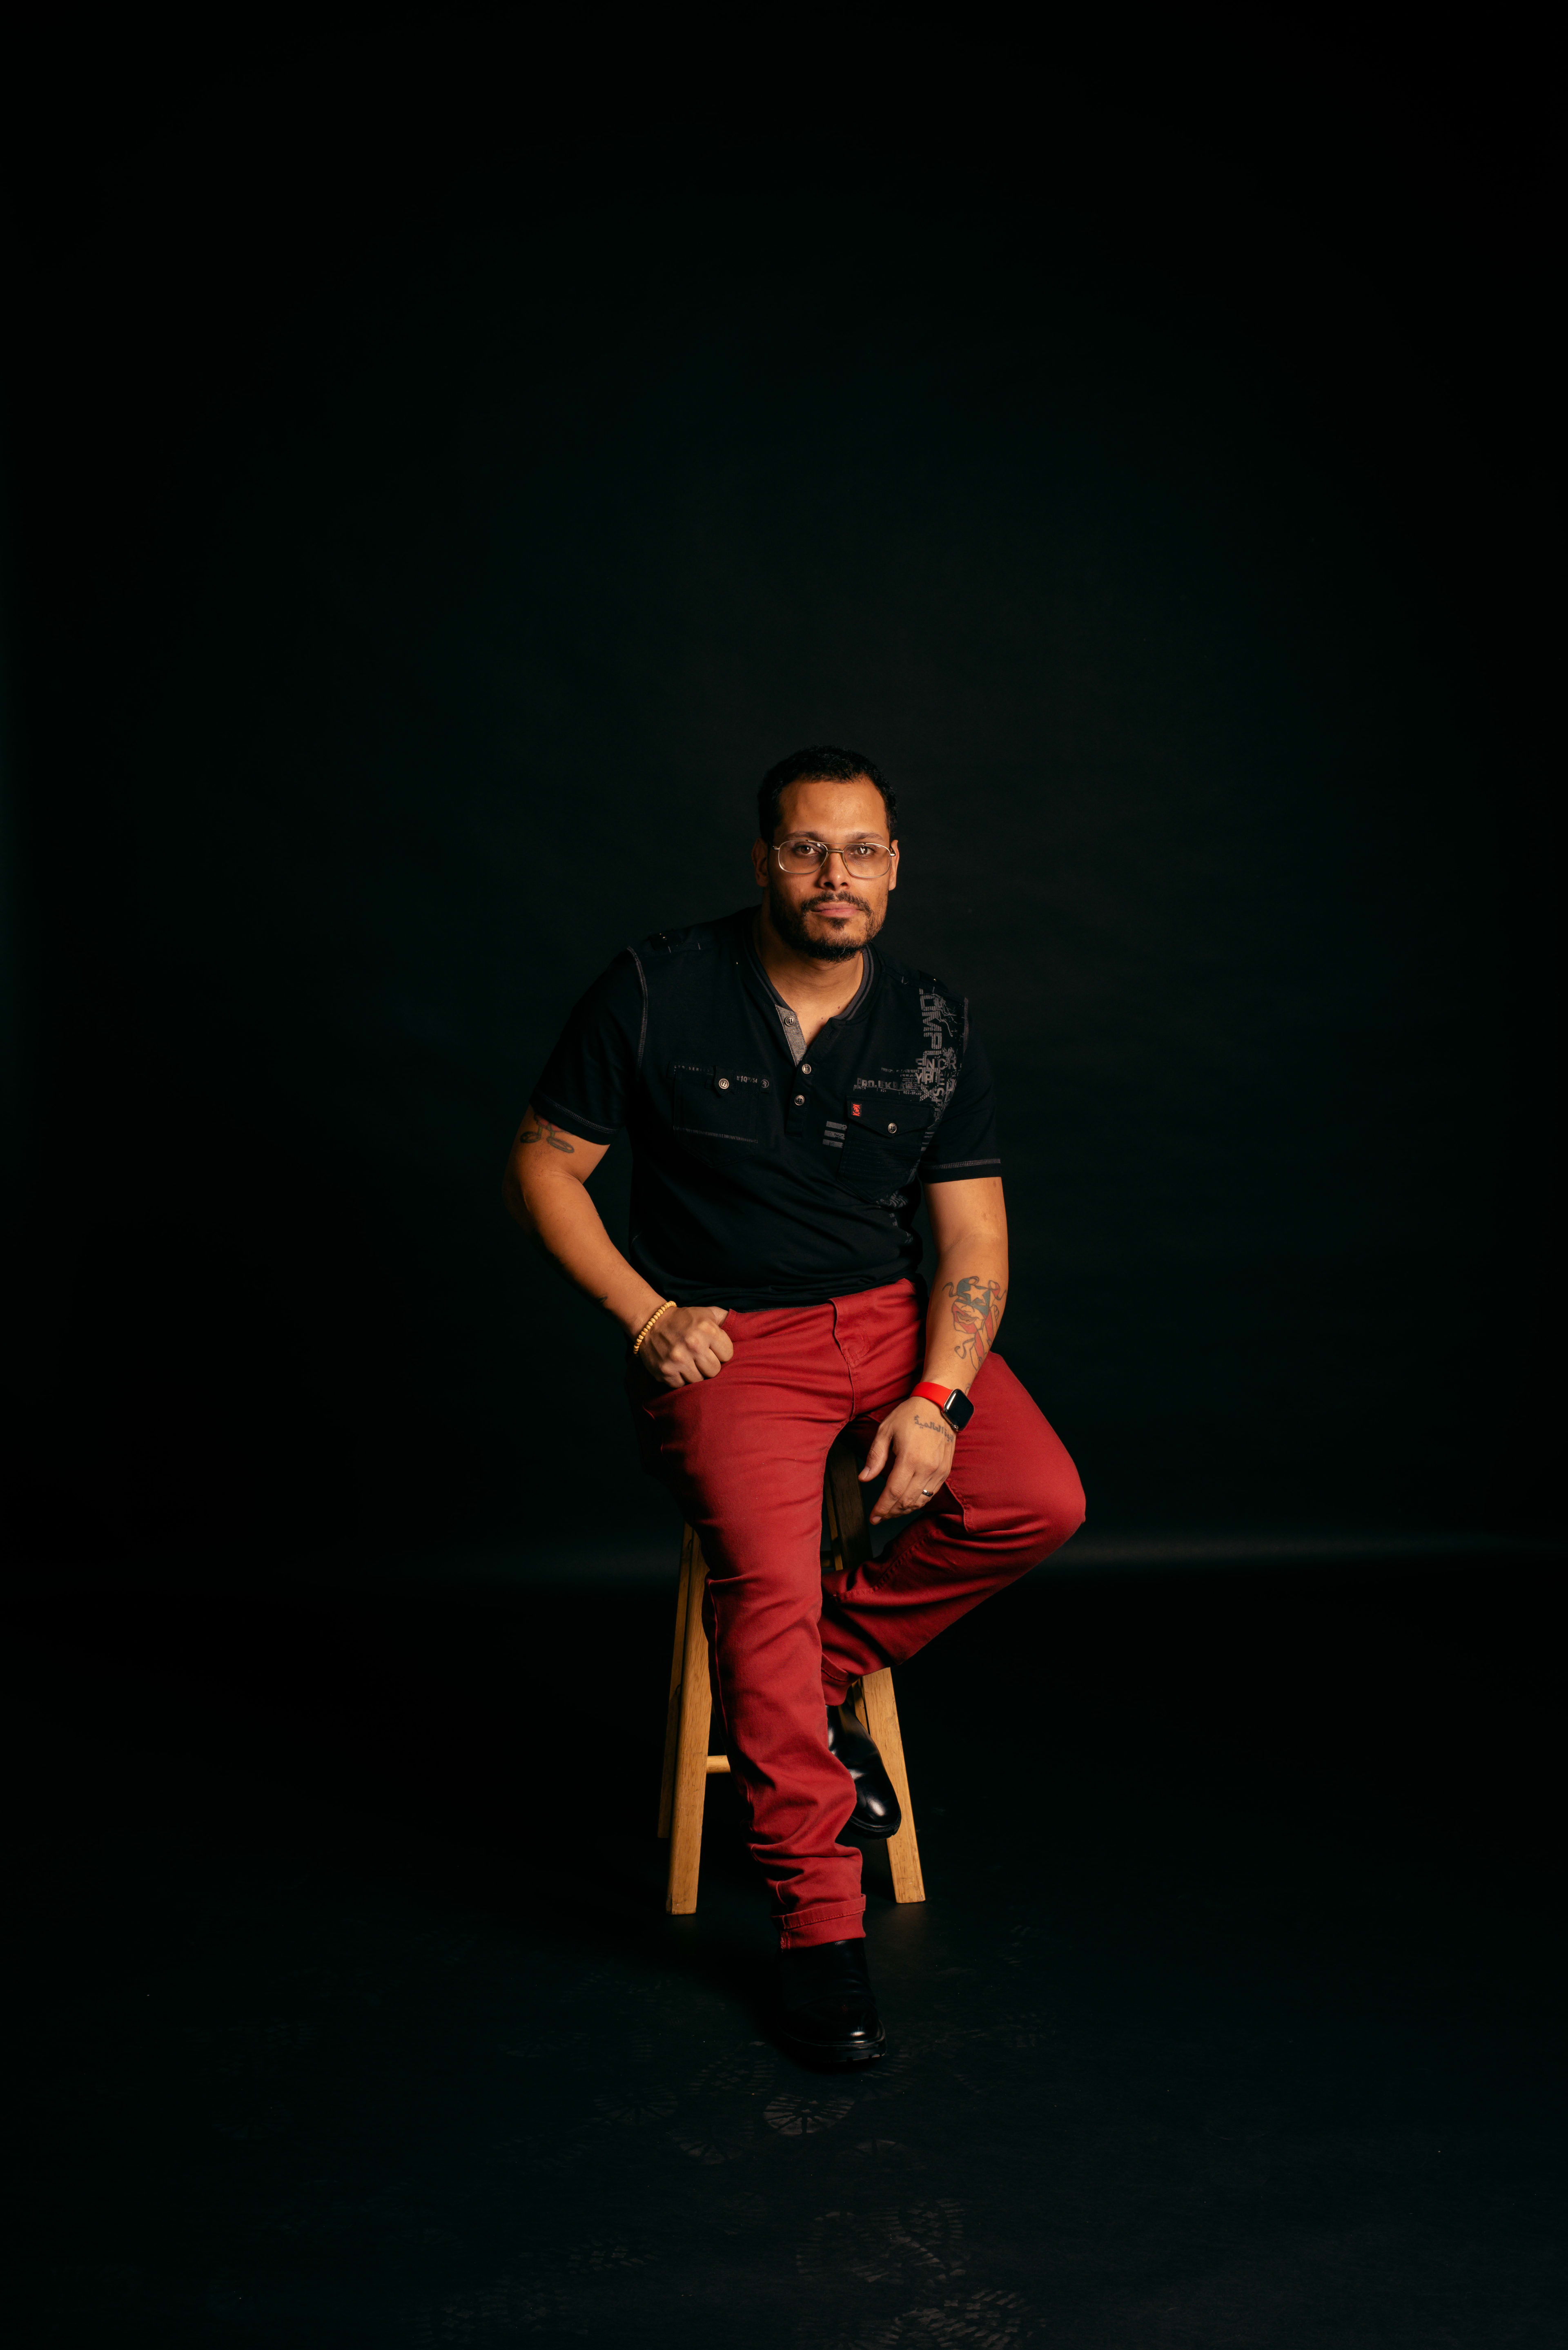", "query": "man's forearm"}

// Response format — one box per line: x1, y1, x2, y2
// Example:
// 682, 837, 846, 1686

510, 1172, 664, 1337
923, 1248, 1009, 1391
